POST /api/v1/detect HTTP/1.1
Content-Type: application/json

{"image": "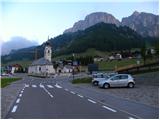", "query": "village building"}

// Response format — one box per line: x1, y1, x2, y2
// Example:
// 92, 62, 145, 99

28, 41, 55, 77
